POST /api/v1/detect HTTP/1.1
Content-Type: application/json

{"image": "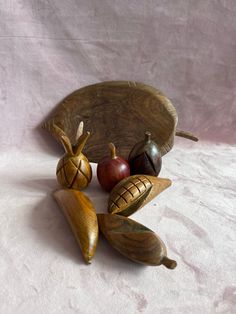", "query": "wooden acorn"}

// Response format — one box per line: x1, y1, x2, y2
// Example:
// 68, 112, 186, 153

128, 131, 162, 176
54, 189, 99, 263
108, 175, 171, 216
56, 128, 92, 190
97, 214, 177, 269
